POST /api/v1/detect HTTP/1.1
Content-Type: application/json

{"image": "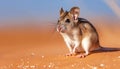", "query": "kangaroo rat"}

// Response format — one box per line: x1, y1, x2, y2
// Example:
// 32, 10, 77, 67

56, 7, 101, 58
